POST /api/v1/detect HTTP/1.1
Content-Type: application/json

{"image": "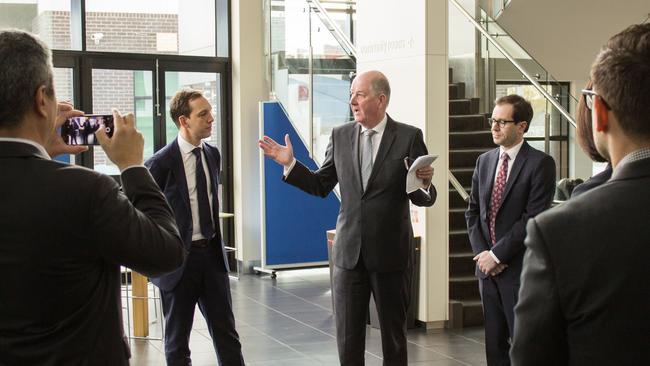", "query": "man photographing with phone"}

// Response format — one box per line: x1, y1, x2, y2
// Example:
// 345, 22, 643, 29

0, 29, 186, 365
